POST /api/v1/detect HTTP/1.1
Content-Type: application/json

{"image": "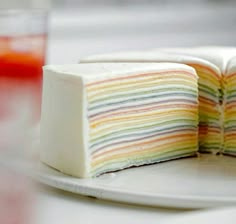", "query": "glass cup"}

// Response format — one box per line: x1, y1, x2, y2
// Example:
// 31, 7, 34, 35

0, 10, 48, 224
0, 10, 48, 152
